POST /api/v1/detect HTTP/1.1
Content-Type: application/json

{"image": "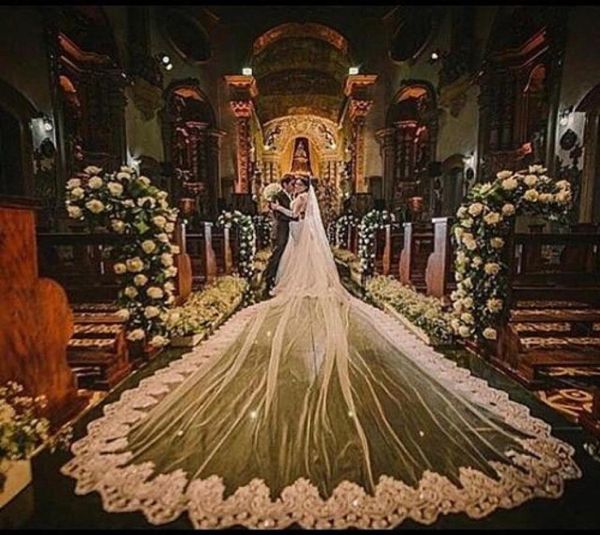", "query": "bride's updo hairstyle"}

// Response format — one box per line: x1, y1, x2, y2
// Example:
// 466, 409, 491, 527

297, 176, 311, 191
